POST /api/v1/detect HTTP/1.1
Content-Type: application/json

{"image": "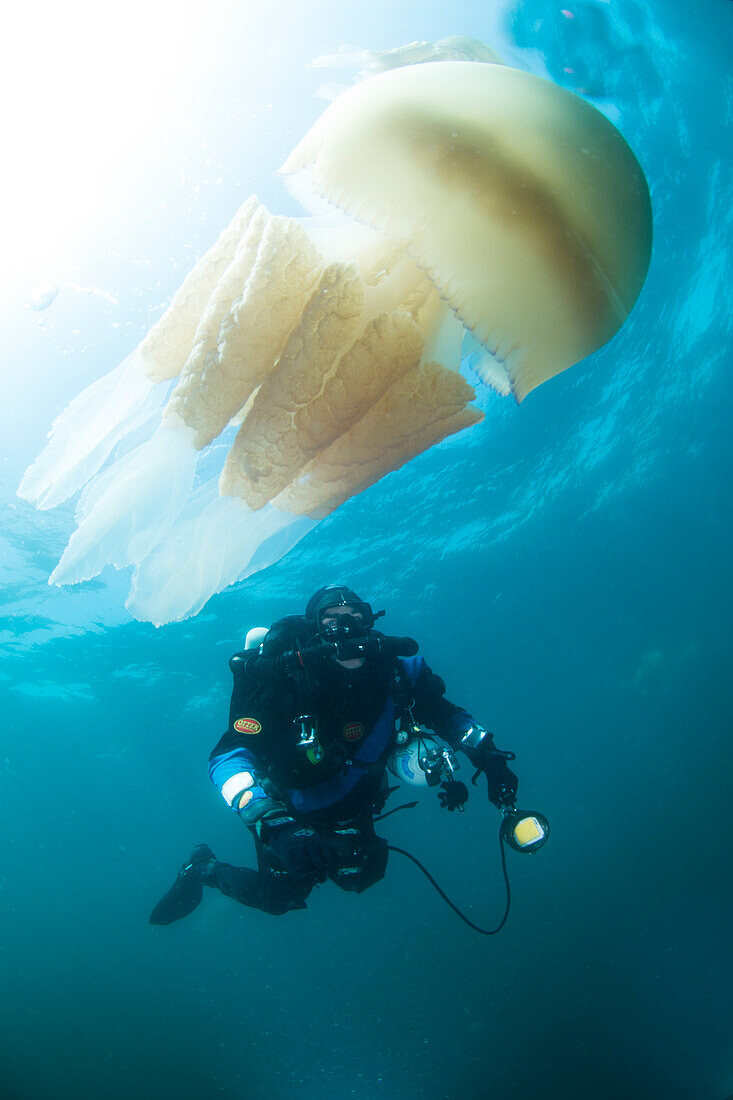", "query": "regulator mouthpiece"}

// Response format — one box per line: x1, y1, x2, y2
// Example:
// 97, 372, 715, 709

500, 809, 550, 853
